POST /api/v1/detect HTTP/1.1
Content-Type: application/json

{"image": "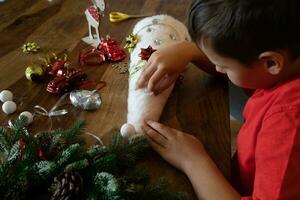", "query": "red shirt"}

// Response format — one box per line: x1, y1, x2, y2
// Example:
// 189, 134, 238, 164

235, 76, 300, 199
